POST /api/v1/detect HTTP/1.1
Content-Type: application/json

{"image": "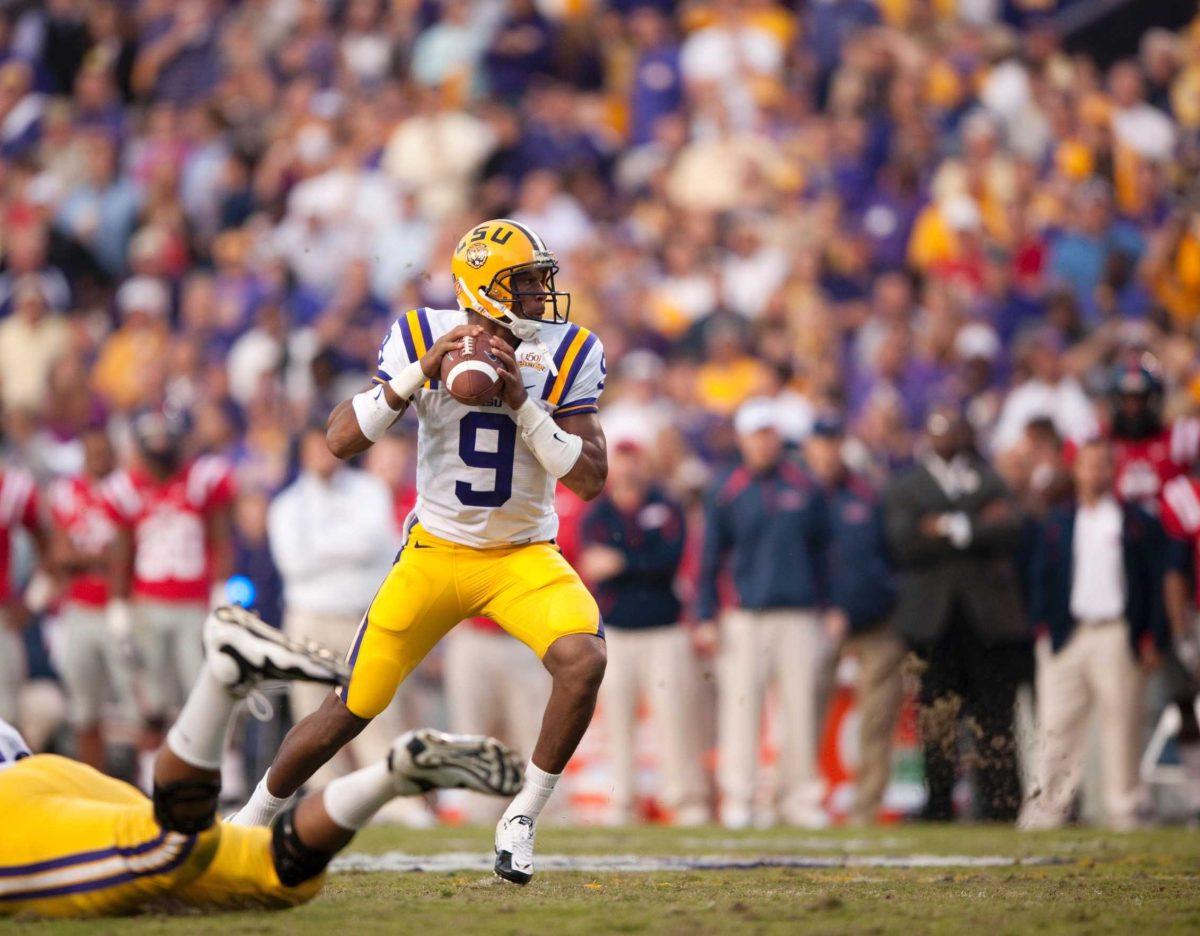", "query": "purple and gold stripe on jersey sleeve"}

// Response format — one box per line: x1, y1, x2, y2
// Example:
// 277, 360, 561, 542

541, 324, 580, 401
397, 309, 439, 390
553, 397, 598, 418
542, 327, 596, 407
